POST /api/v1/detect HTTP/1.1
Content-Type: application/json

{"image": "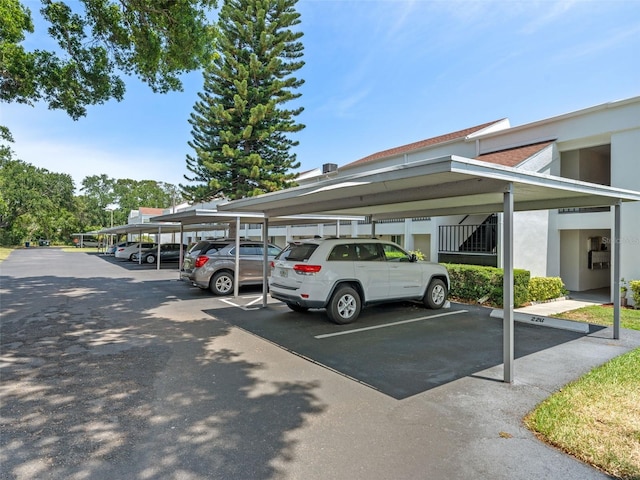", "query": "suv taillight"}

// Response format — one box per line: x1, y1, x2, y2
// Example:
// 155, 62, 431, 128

293, 264, 321, 274
194, 256, 209, 268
